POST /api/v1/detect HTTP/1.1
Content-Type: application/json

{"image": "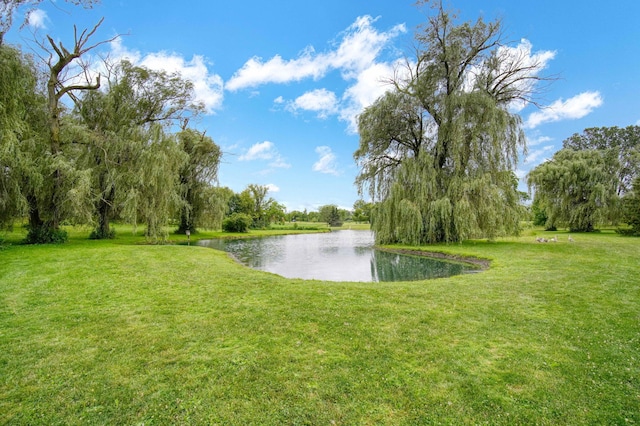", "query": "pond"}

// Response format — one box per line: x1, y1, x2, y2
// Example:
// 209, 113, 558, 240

197, 230, 477, 282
